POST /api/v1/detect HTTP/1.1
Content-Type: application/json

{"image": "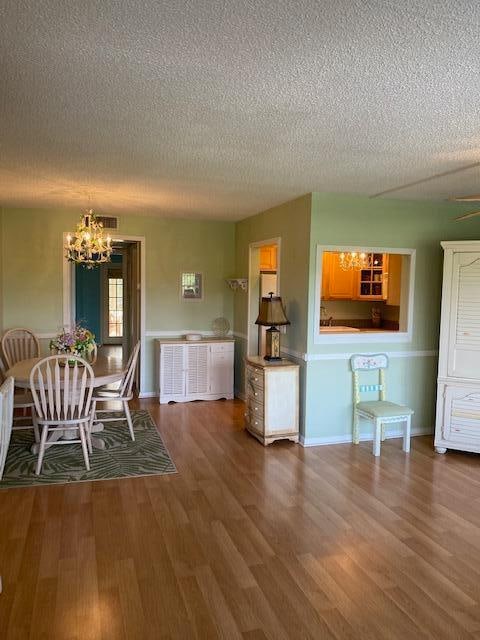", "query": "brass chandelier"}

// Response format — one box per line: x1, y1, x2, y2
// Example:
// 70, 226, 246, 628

65, 210, 113, 269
